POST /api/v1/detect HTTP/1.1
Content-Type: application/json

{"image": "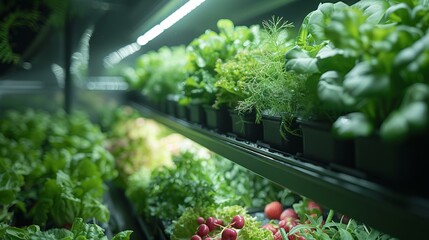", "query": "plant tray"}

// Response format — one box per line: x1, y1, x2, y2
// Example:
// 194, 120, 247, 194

297, 119, 354, 167
261, 114, 303, 155
355, 134, 428, 191
188, 104, 206, 126
229, 110, 262, 142
203, 105, 232, 133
